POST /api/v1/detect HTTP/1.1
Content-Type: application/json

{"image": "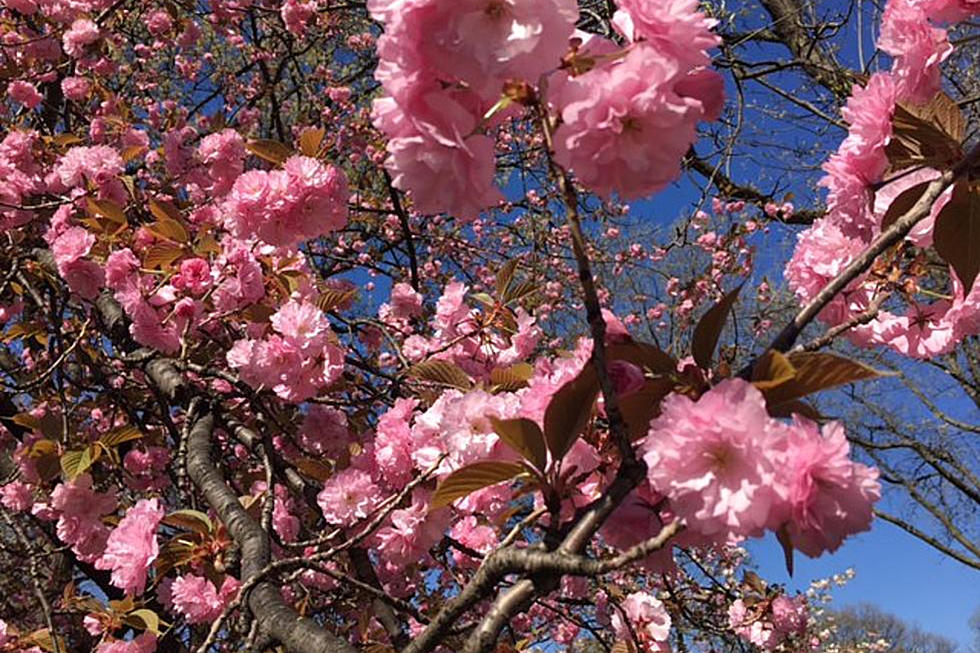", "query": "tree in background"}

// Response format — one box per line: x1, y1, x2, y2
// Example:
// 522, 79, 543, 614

0, 1, 977, 653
